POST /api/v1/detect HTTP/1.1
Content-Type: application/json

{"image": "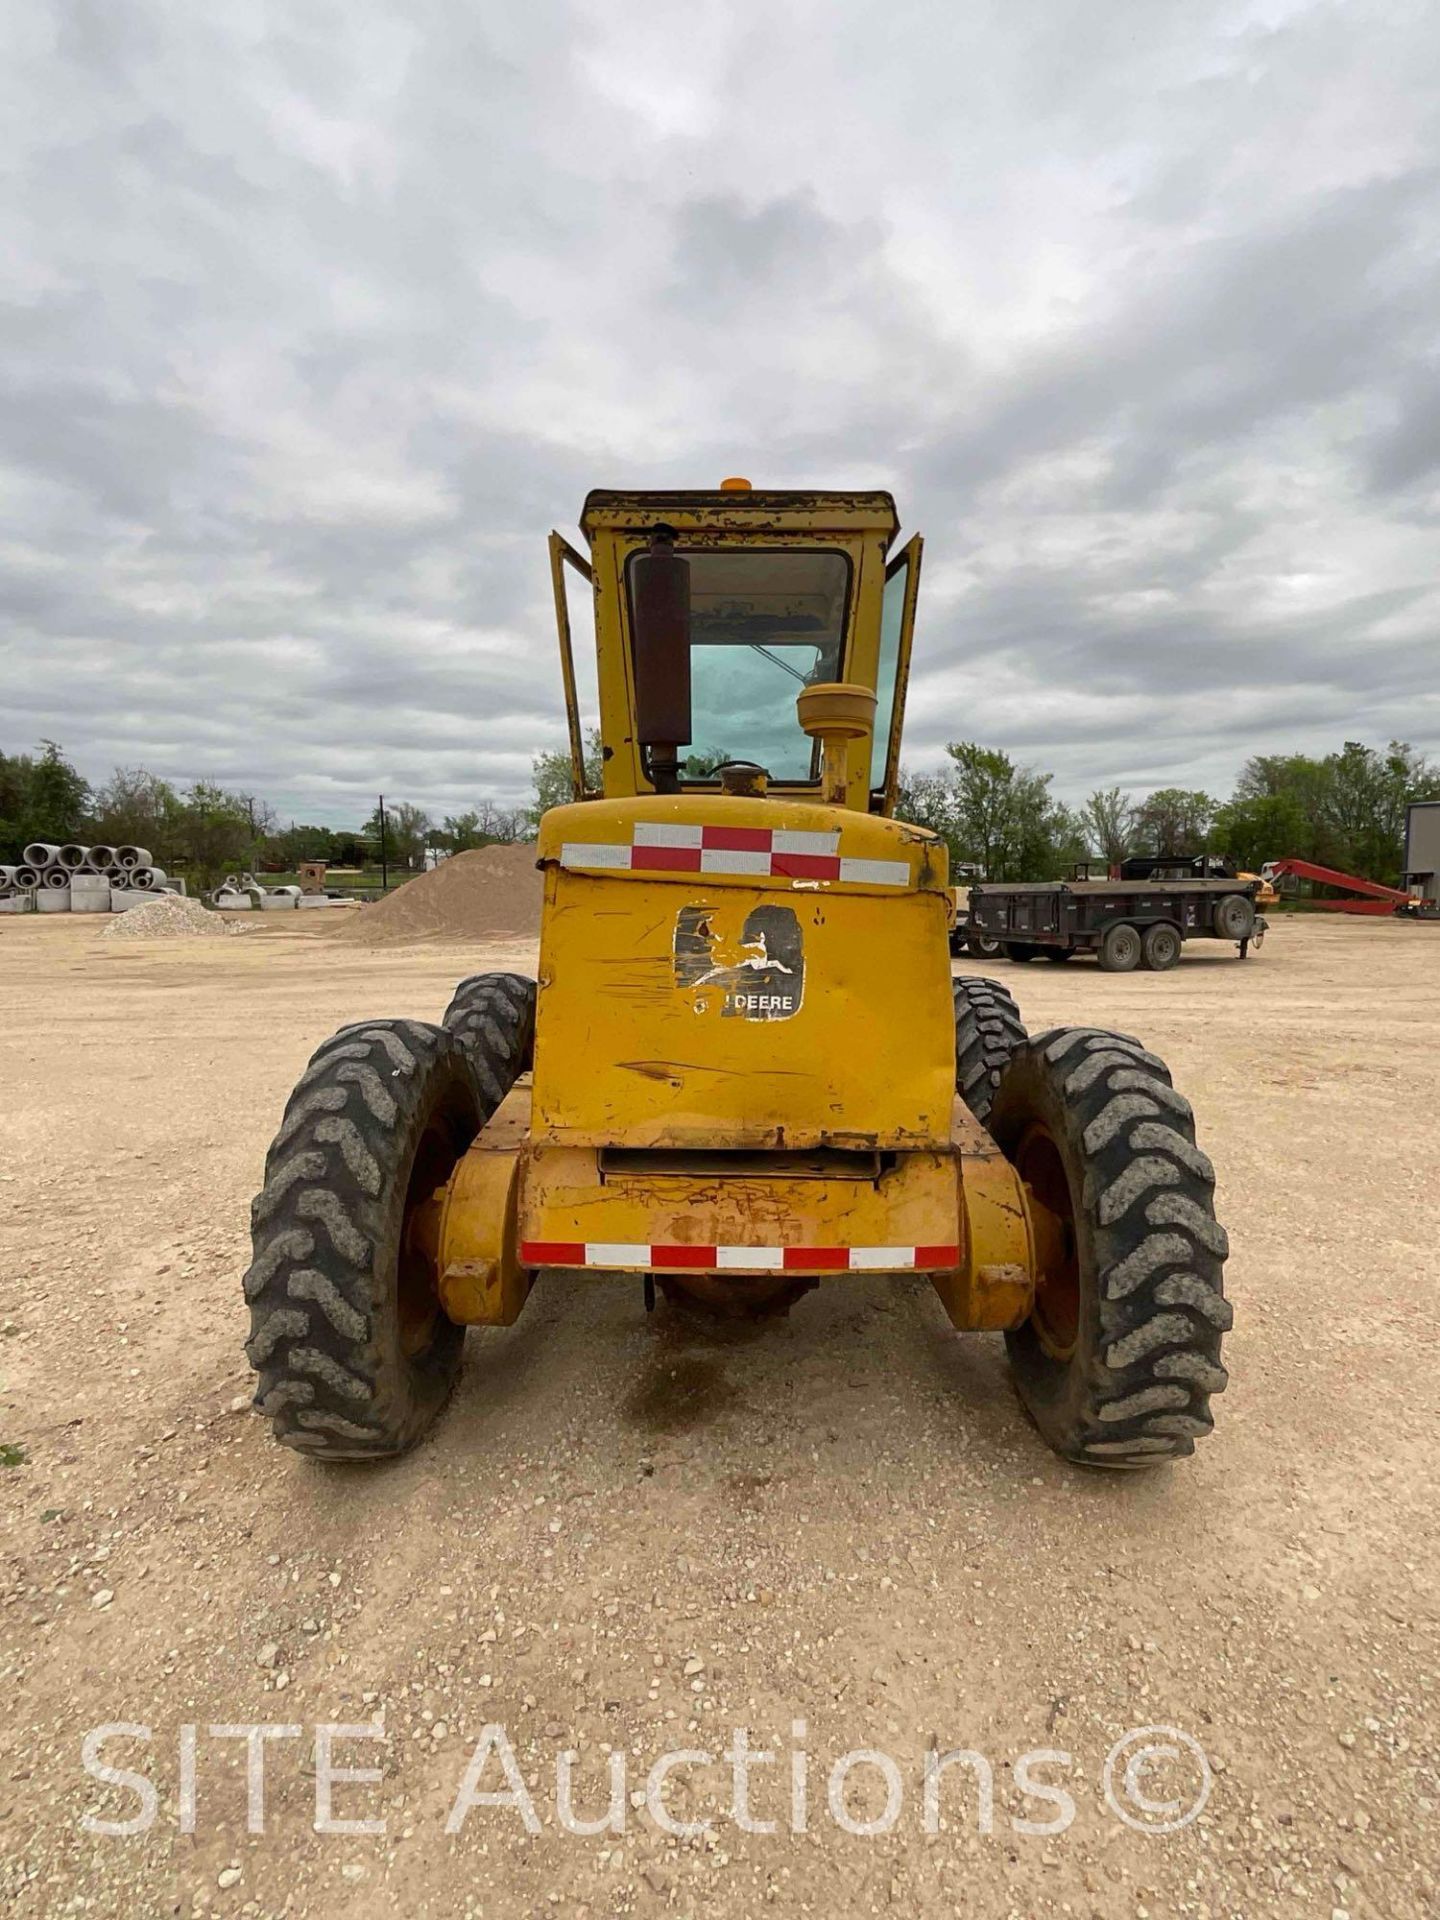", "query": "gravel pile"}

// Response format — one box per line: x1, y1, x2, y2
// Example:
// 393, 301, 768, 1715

101, 893, 248, 940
